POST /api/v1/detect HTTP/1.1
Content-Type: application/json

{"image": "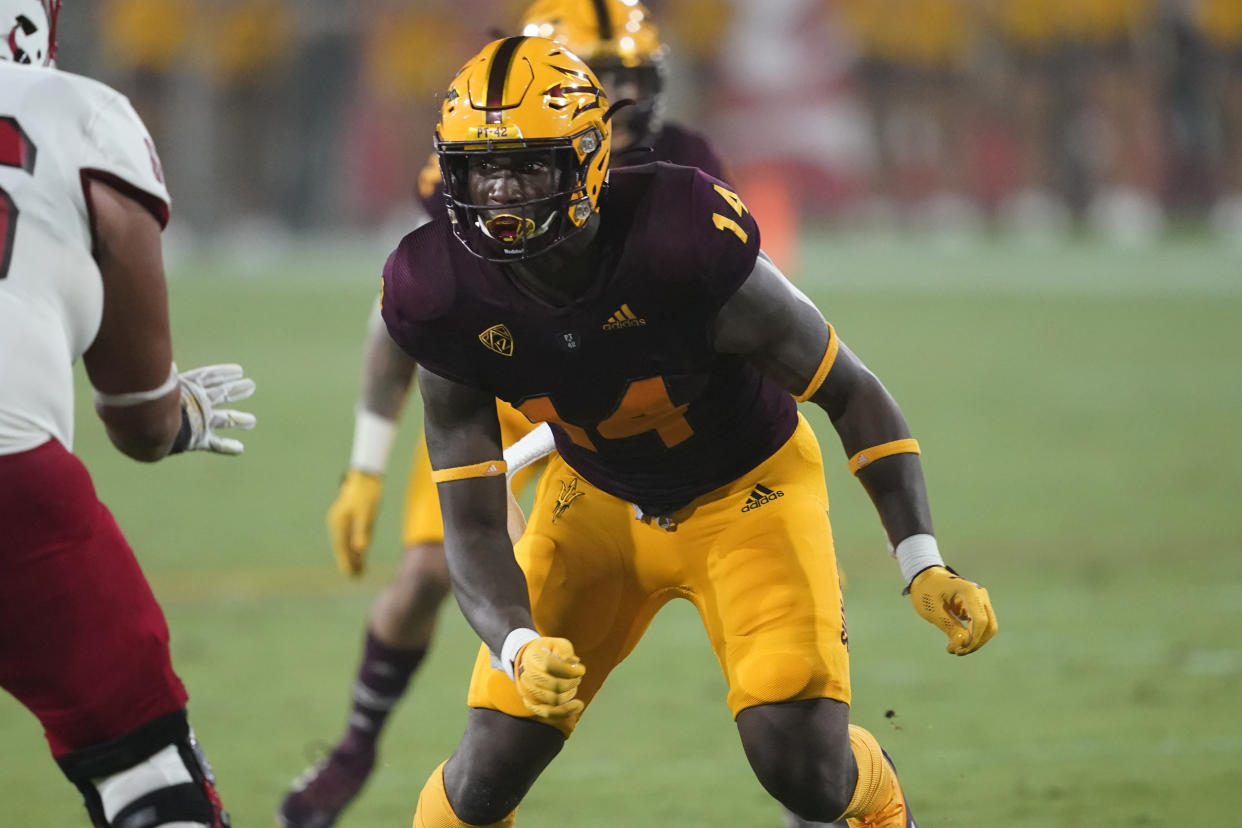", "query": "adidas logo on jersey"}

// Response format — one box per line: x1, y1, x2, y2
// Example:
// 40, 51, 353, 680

602, 303, 646, 330
741, 483, 784, 512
